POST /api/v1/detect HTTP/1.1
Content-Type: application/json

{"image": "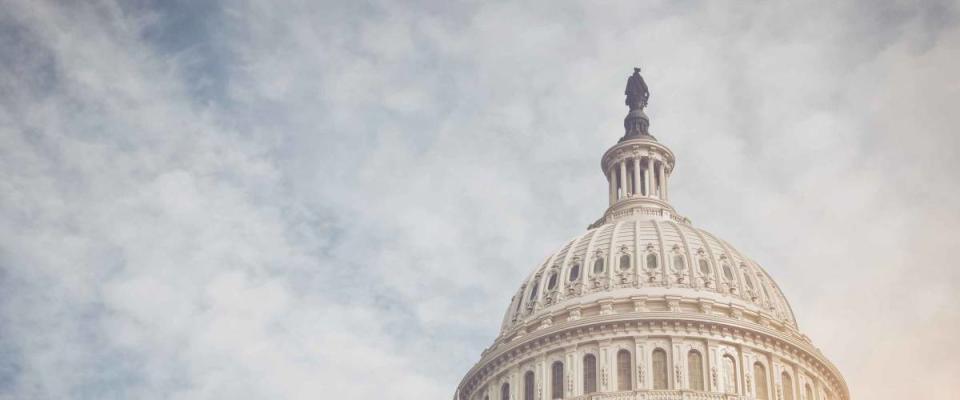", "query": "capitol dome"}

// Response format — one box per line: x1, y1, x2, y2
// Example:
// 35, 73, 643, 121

455, 69, 849, 400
